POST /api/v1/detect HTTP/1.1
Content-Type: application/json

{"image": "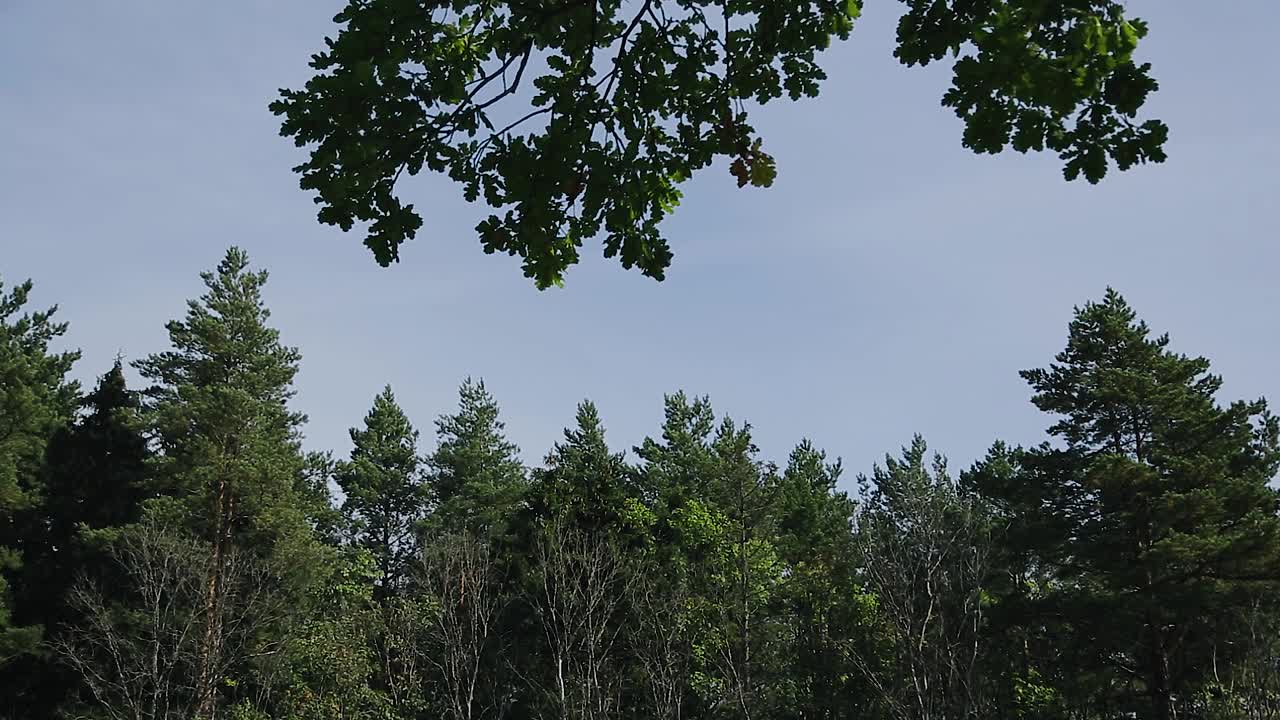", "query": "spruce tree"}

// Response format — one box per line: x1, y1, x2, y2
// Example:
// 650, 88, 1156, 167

425, 378, 526, 537
774, 441, 868, 720
973, 289, 1280, 720
336, 385, 427, 599
37, 362, 149, 543
4, 362, 150, 719
0, 276, 78, 666
133, 247, 320, 720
